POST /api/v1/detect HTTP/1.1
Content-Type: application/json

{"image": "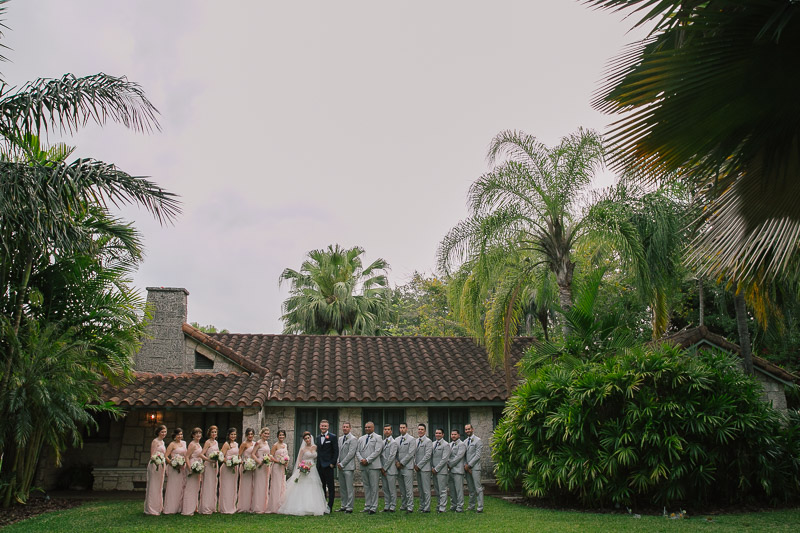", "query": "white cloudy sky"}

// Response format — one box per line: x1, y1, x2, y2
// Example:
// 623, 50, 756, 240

3, 0, 646, 333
